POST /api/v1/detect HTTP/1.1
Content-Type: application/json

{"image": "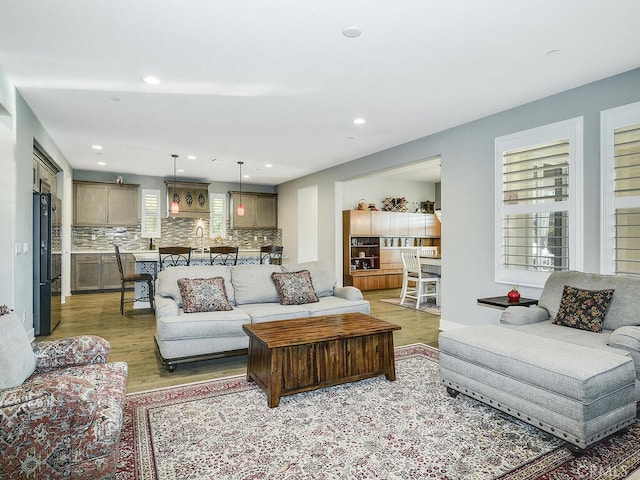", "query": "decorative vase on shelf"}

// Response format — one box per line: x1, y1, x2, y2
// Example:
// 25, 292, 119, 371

507, 286, 520, 302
